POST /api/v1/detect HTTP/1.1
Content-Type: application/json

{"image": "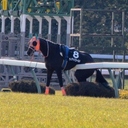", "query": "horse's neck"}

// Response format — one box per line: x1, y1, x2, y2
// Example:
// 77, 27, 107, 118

40, 38, 49, 57
40, 38, 59, 57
